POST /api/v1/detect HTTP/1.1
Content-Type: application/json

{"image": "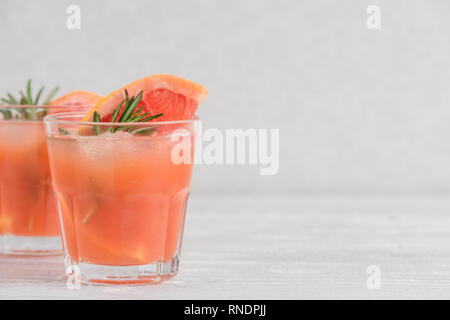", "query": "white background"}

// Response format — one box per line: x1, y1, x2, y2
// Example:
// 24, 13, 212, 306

1, 0, 450, 195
